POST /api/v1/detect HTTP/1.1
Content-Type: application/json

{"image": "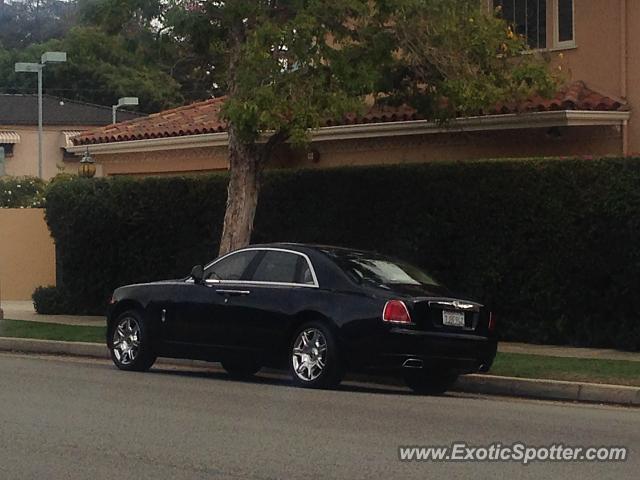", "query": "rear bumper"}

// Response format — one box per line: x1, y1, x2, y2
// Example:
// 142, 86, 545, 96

348, 327, 497, 374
